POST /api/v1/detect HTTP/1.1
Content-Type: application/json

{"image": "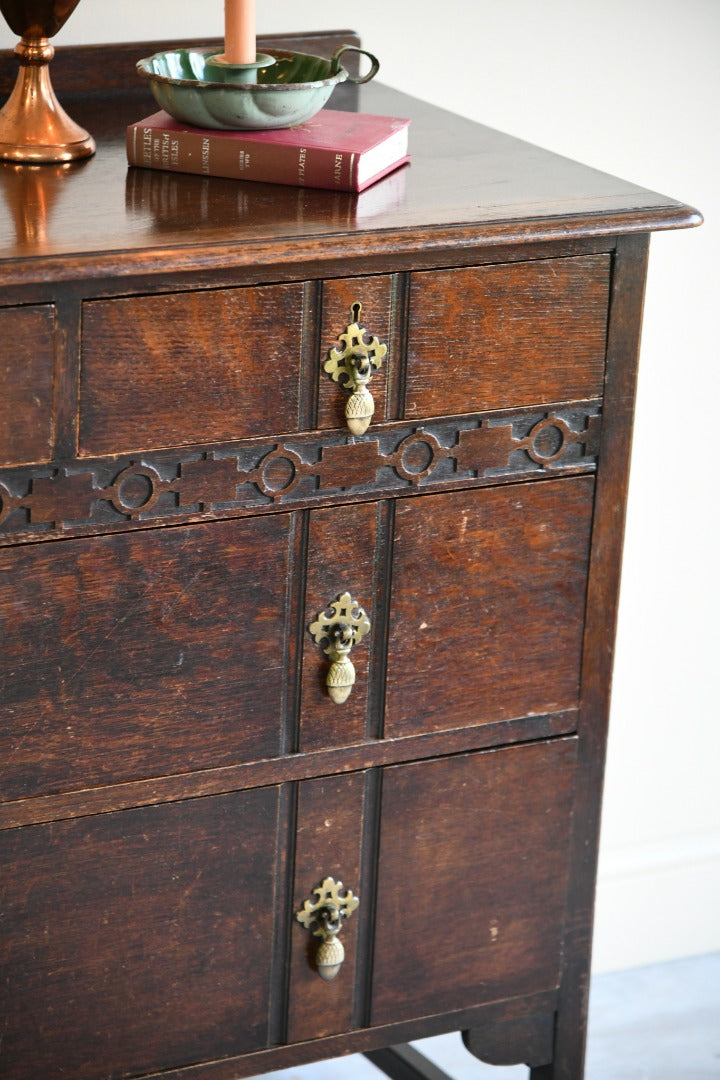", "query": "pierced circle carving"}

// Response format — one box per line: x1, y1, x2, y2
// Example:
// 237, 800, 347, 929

526, 417, 572, 464
255, 447, 302, 499
108, 465, 161, 518
393, 432, 441, 483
